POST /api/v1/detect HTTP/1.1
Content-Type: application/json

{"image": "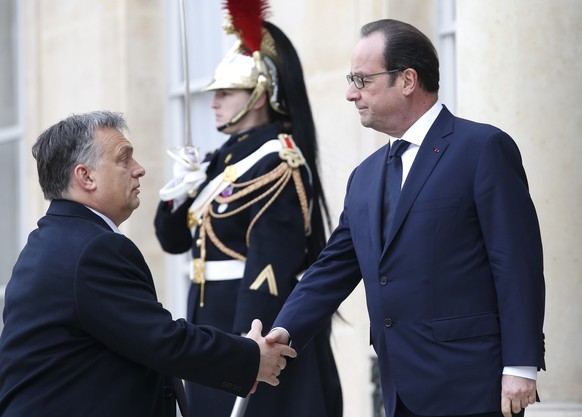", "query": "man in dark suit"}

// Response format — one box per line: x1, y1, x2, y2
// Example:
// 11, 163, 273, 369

267, 19, 545, 417
0, 111, 296, 417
